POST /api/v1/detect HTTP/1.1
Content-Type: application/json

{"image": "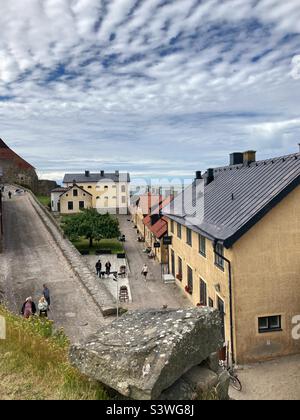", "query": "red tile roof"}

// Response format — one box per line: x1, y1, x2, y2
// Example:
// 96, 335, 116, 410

0, 138, 35, 170
143, 195, 174, 239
